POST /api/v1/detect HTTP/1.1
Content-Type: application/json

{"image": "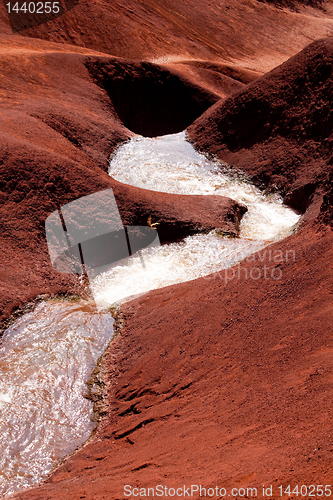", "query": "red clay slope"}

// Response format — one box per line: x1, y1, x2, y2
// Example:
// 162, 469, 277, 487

2, 0, 333, 104
0, 2, 333, 498
10, 39, 333, 500
110, 178, 247, 242
188, 37, 333, 220
0, 37, 128, 325
2, 0, 333, 74
11, 228, 333, 500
